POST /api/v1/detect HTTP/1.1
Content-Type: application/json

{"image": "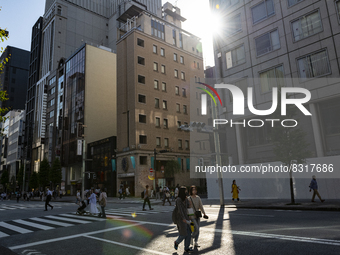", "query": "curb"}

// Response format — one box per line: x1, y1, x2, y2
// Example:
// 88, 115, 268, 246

224, 205, 340, 211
